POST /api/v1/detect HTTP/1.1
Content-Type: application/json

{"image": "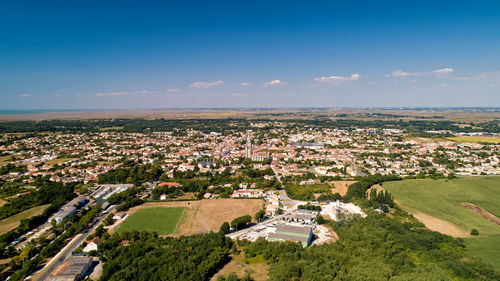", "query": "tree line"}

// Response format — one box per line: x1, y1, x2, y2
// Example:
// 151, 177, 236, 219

97, 231, 233, 281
